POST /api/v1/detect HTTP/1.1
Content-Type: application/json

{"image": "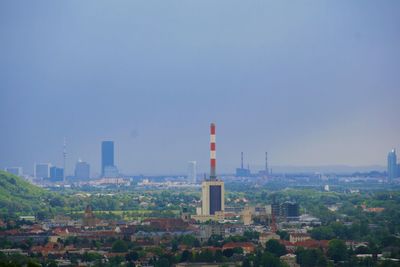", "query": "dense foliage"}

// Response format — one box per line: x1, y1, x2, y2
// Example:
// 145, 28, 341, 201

0, 171, 58, 216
